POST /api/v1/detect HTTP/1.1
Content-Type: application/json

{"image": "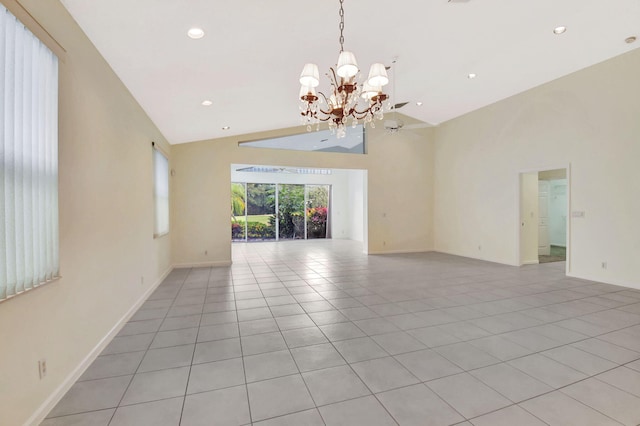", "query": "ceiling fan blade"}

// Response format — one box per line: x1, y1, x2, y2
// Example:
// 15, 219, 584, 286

391, 101, 409, 110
